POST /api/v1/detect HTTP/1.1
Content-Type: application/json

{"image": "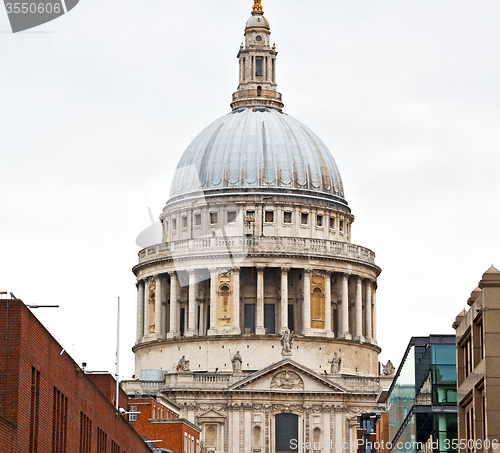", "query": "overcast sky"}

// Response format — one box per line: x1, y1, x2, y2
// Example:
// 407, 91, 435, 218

1, 0, 499, 379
